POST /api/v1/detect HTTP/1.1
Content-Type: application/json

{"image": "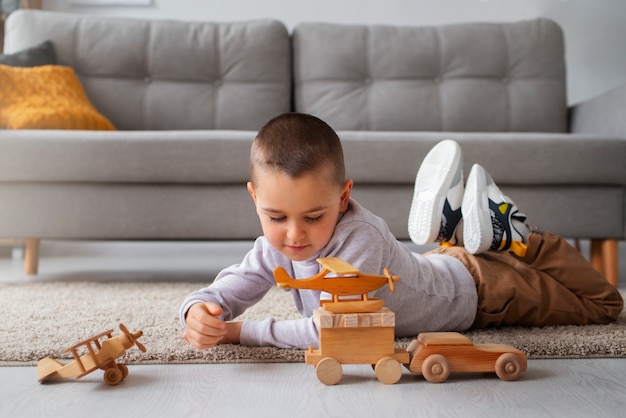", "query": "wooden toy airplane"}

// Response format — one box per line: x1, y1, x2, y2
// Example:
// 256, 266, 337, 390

274, 257, 400, 313
37, 323, 146, 386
